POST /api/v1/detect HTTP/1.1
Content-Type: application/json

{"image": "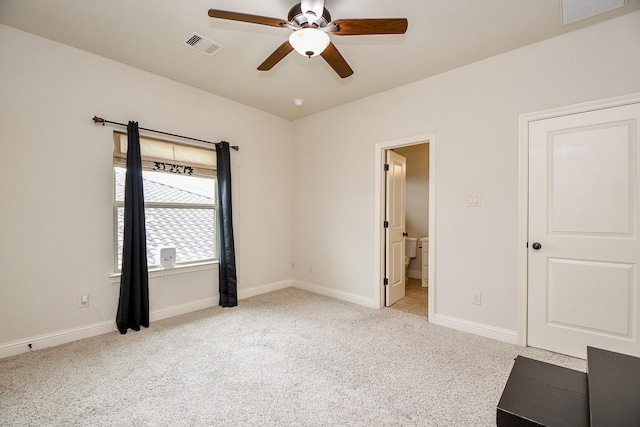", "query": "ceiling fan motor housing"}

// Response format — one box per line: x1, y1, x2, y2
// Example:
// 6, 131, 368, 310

288, 3, 331, 27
